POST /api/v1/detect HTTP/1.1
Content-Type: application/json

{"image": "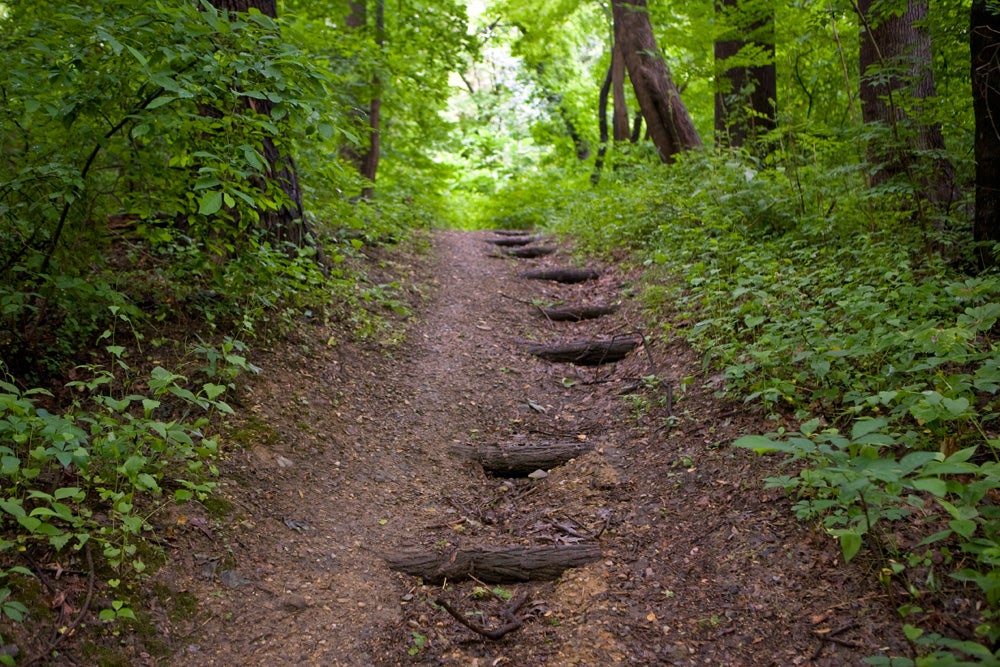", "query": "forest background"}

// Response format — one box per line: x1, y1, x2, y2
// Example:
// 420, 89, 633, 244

2, 0, 1000, 664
